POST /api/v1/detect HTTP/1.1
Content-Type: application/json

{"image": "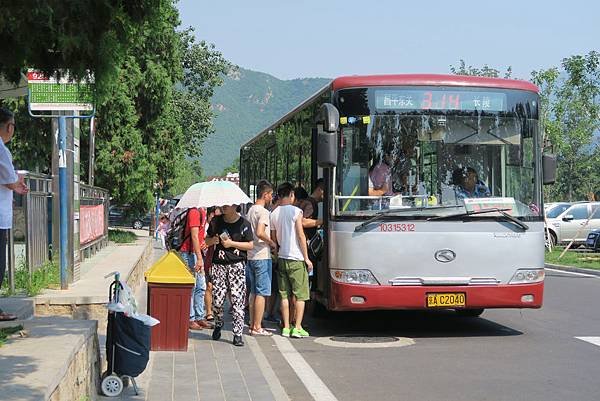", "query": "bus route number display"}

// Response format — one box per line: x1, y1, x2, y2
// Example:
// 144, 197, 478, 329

375, 89, 507, 112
